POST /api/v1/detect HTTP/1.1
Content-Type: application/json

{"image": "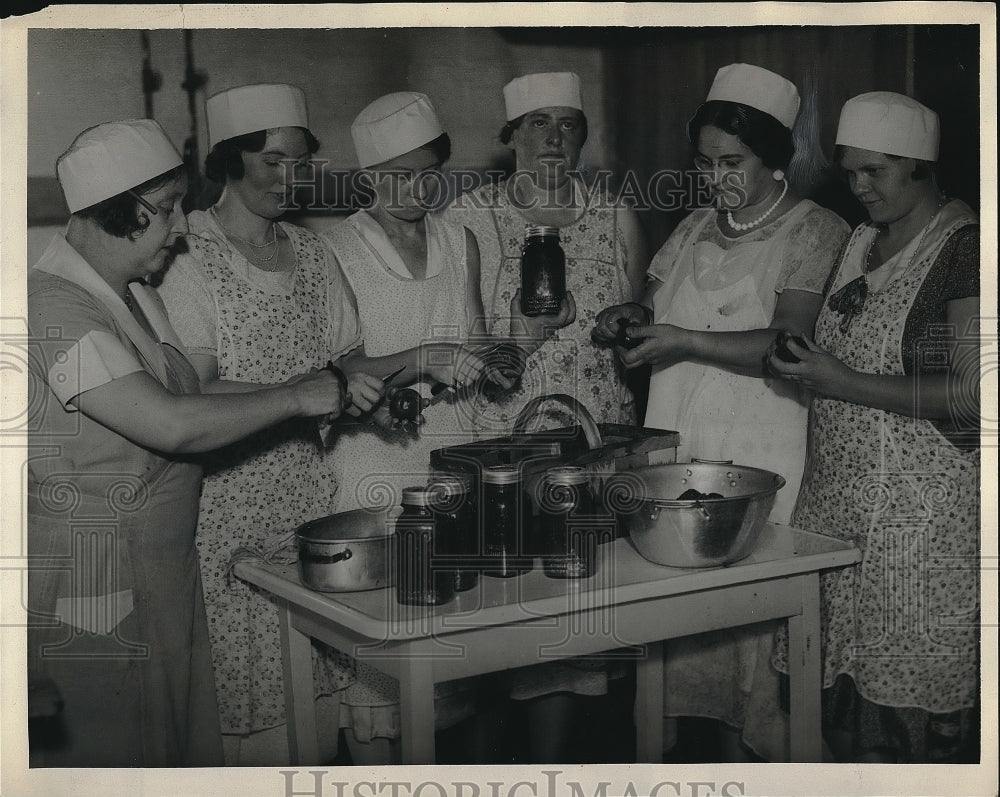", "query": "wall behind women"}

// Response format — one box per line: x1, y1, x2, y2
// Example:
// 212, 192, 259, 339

27, 28, 607, 215
27, 26, 979, 258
